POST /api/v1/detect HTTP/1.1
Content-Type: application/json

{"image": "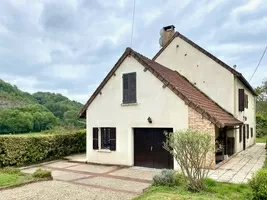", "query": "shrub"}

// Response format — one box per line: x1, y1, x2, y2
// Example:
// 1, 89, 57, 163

173, 172, 187, 187
0, 130, 86, 167
153, 169, 186, 187
32, 169, 52, 179
204, 178, 217, 187
249, 168, 267, 200
153, 169, 176, 186
163, 129, 214, 192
